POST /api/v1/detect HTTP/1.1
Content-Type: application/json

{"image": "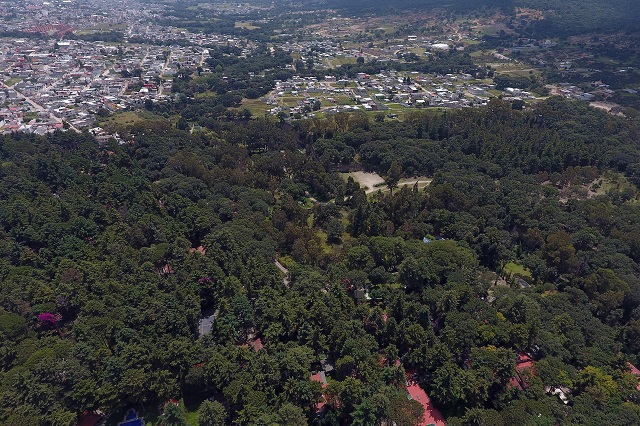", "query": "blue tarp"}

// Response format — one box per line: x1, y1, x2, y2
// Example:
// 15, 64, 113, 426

118, 409, 144, 426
